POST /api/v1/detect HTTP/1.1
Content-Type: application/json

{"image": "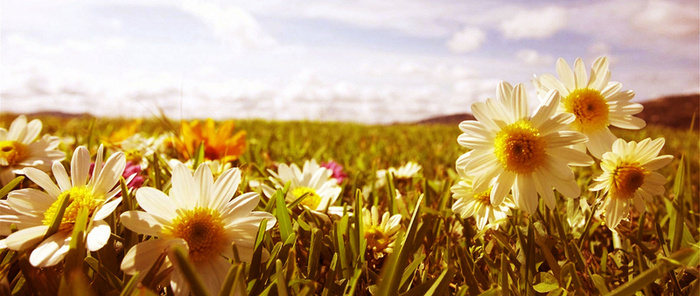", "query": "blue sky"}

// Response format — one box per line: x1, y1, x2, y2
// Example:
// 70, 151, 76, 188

1, 0, 698, 123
